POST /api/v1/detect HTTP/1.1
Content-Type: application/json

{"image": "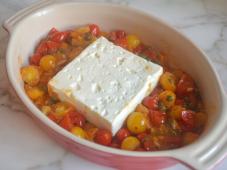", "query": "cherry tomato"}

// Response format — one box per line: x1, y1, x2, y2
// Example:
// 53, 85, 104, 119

116, 128, 130, 142
48, 27, 58, 36
59, 113, 73, 131
142, 95, 159, 110
29, 53, 42, 65
149, 110, 166, 127
109, 30, 126, 41
181, 110, 195, 129
143, 48, 158, 61
46, 41, 60, 53
114, 38, 127, 49
143, 138, 156, 151
89, 24, 100, 36
121, 136, 140, 150
137, 132, 148, 142
21, 66, 40, 86
69, 111, 85, 127
176, 73, 195, 97
48, 28, 69, 43
160, 72, 176, 92
36, 41, 48, 55
133, 44, 145, 54
47, 113, 59, 123
71, 126, 87, 139
127, 112, 147, 134
115, 30, 126, 39
94, 129, 112, 146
